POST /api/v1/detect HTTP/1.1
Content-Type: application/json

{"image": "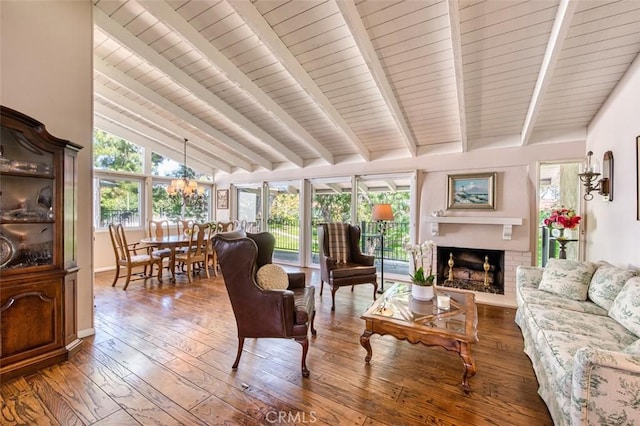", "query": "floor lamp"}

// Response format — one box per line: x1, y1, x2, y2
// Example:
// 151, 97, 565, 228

372, 203, 394, 294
